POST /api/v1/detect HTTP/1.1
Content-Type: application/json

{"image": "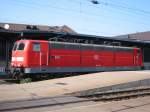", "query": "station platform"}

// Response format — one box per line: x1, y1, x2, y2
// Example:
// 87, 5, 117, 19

0, 70, 150, 102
